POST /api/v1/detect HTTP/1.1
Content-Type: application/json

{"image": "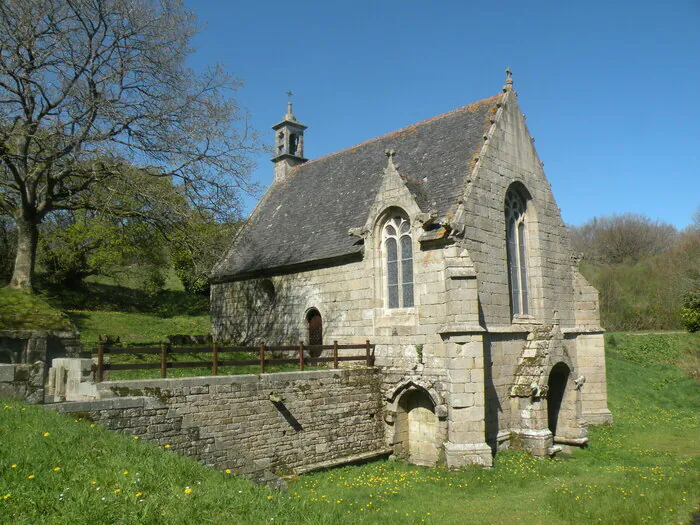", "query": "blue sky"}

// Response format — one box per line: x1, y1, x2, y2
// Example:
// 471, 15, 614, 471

185, 0, 699, 229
